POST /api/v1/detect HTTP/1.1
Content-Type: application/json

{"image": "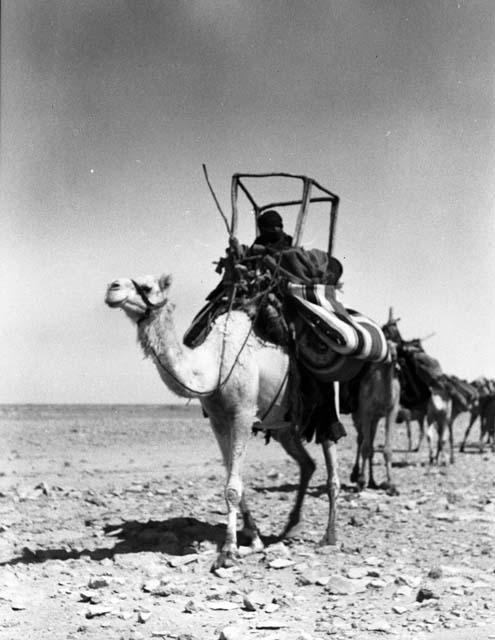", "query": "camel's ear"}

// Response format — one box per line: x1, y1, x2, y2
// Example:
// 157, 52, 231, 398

158, 274, 172, 291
